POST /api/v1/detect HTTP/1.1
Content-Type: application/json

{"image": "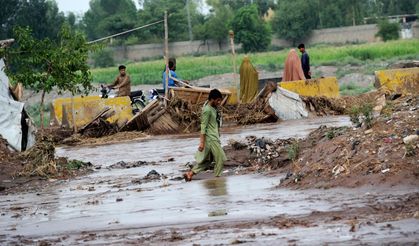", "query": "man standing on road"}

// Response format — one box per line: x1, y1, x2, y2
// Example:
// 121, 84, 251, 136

108, 65, 131, 97
184, 89, 226, 181
162, 60, 178, 90
298, 43, 311, 79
